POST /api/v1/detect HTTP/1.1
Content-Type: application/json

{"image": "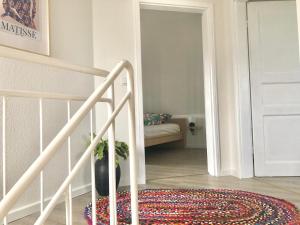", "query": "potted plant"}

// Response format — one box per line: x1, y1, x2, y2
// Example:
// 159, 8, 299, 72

90, 136, 129, 196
